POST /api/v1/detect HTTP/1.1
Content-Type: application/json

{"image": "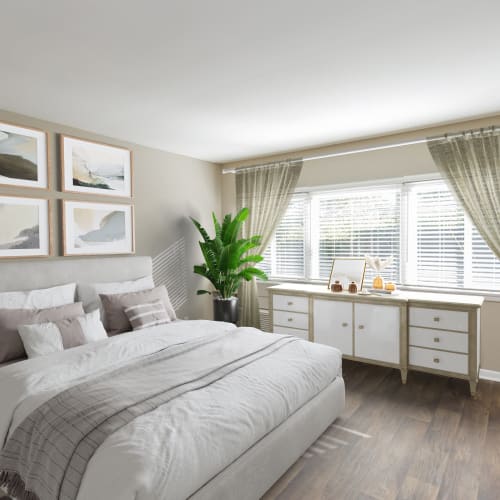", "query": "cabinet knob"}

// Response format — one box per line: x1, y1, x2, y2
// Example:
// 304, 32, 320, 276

433, 357, 440, 364
358, 325, 365, 330
433, 316, 440, 322
342, 322, 348, 327
433, 337, 440, 343
287, 301, 293, 306
288, 317, 293, 322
